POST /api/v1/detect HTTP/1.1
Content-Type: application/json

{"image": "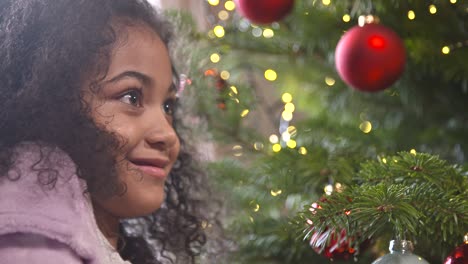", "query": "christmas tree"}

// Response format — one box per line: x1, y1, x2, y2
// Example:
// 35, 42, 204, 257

170, 0, 468, 263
